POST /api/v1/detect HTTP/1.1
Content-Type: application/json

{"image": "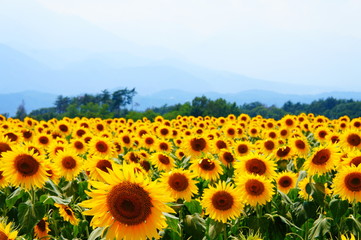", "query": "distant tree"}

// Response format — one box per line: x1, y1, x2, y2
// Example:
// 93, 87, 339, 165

55, 95, 71, 114
15, 100, 27, 120
110, 88, 137, 116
